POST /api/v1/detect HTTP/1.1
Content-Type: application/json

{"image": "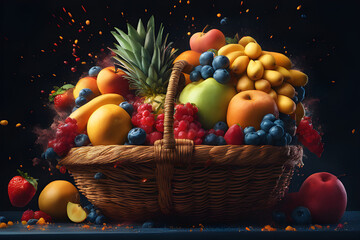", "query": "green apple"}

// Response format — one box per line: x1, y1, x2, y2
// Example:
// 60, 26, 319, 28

179, 78, 236, 129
